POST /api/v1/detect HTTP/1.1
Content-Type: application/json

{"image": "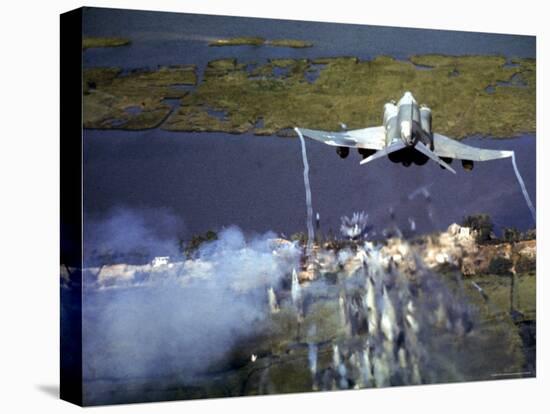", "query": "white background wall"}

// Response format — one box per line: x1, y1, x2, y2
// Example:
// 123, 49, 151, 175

0, 0, 548, 412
